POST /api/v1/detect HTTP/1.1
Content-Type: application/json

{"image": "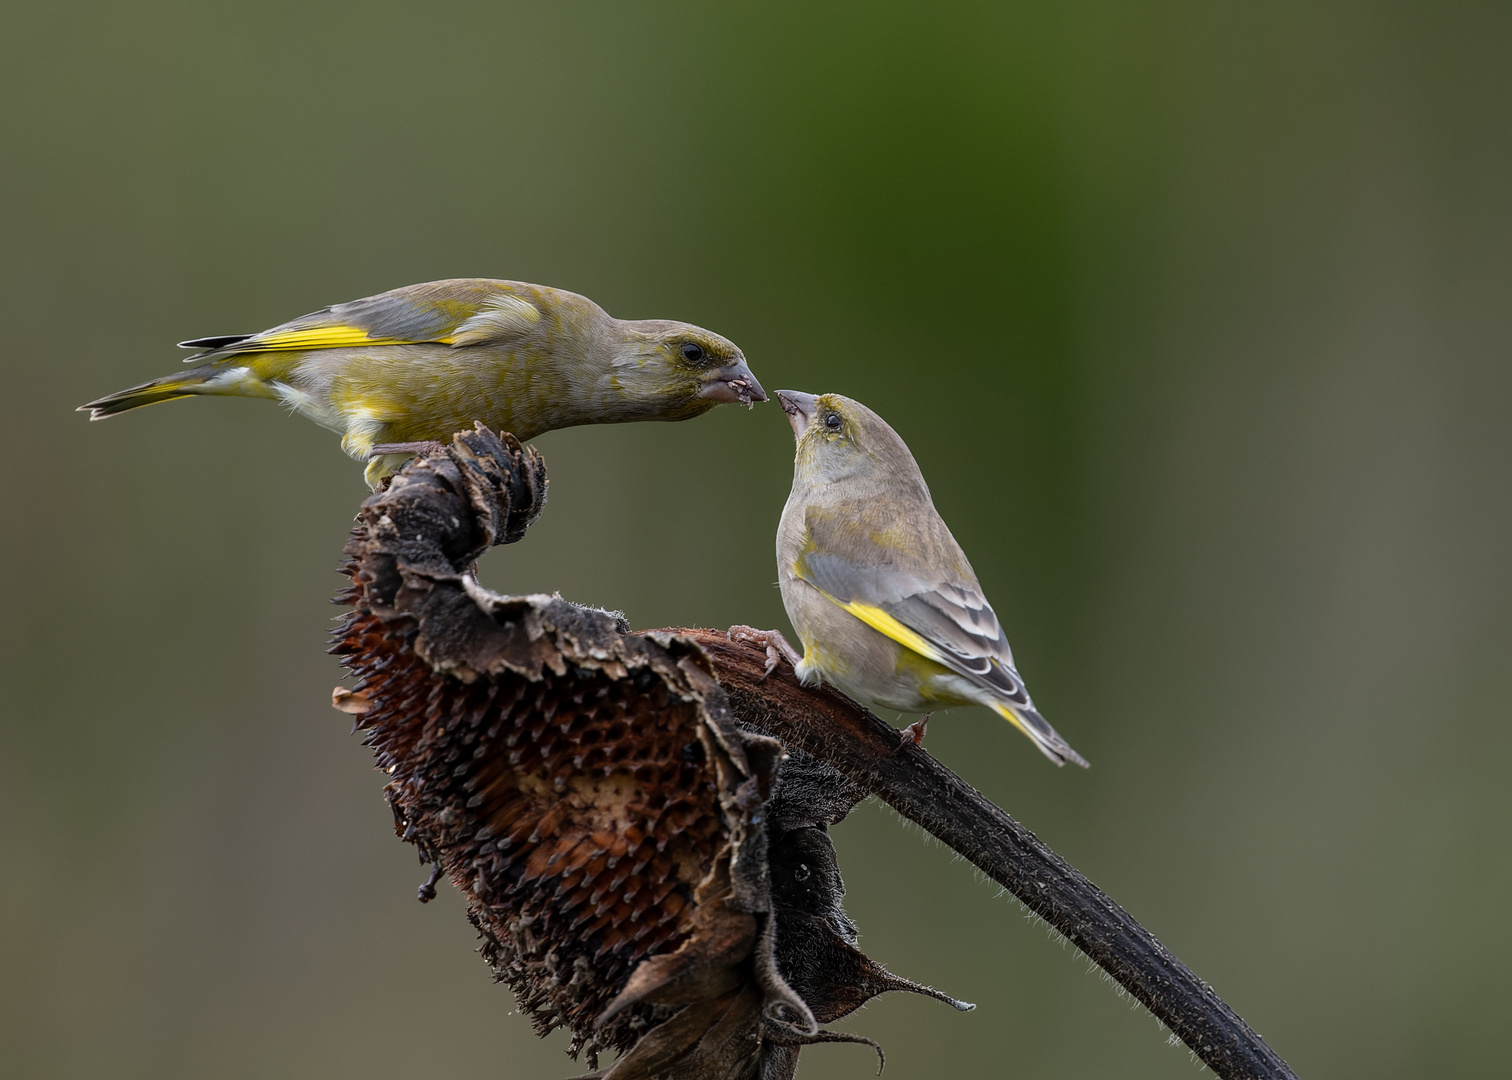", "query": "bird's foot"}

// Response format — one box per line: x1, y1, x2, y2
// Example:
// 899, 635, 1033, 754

900, 714, 931, 748
727, 625, 801, 680
364, 442, 451, 489
369, 439, 448, 459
